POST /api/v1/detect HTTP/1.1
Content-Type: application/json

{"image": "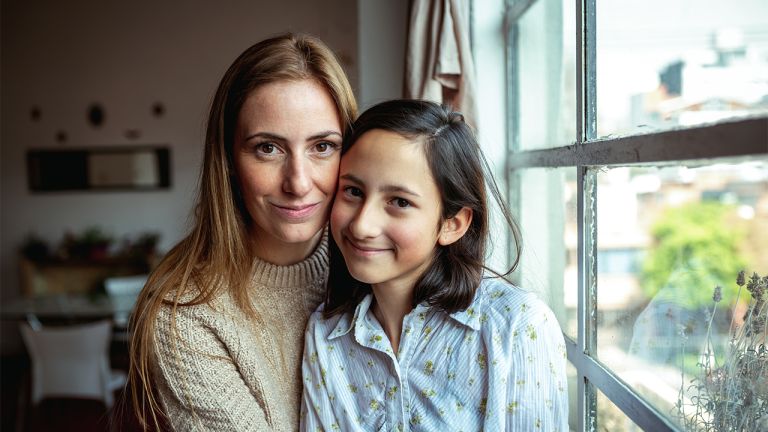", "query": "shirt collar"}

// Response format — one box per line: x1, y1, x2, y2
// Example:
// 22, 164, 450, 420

328, 294, 375, 340
447, 305, 482, 331
328, 293, 482, 339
